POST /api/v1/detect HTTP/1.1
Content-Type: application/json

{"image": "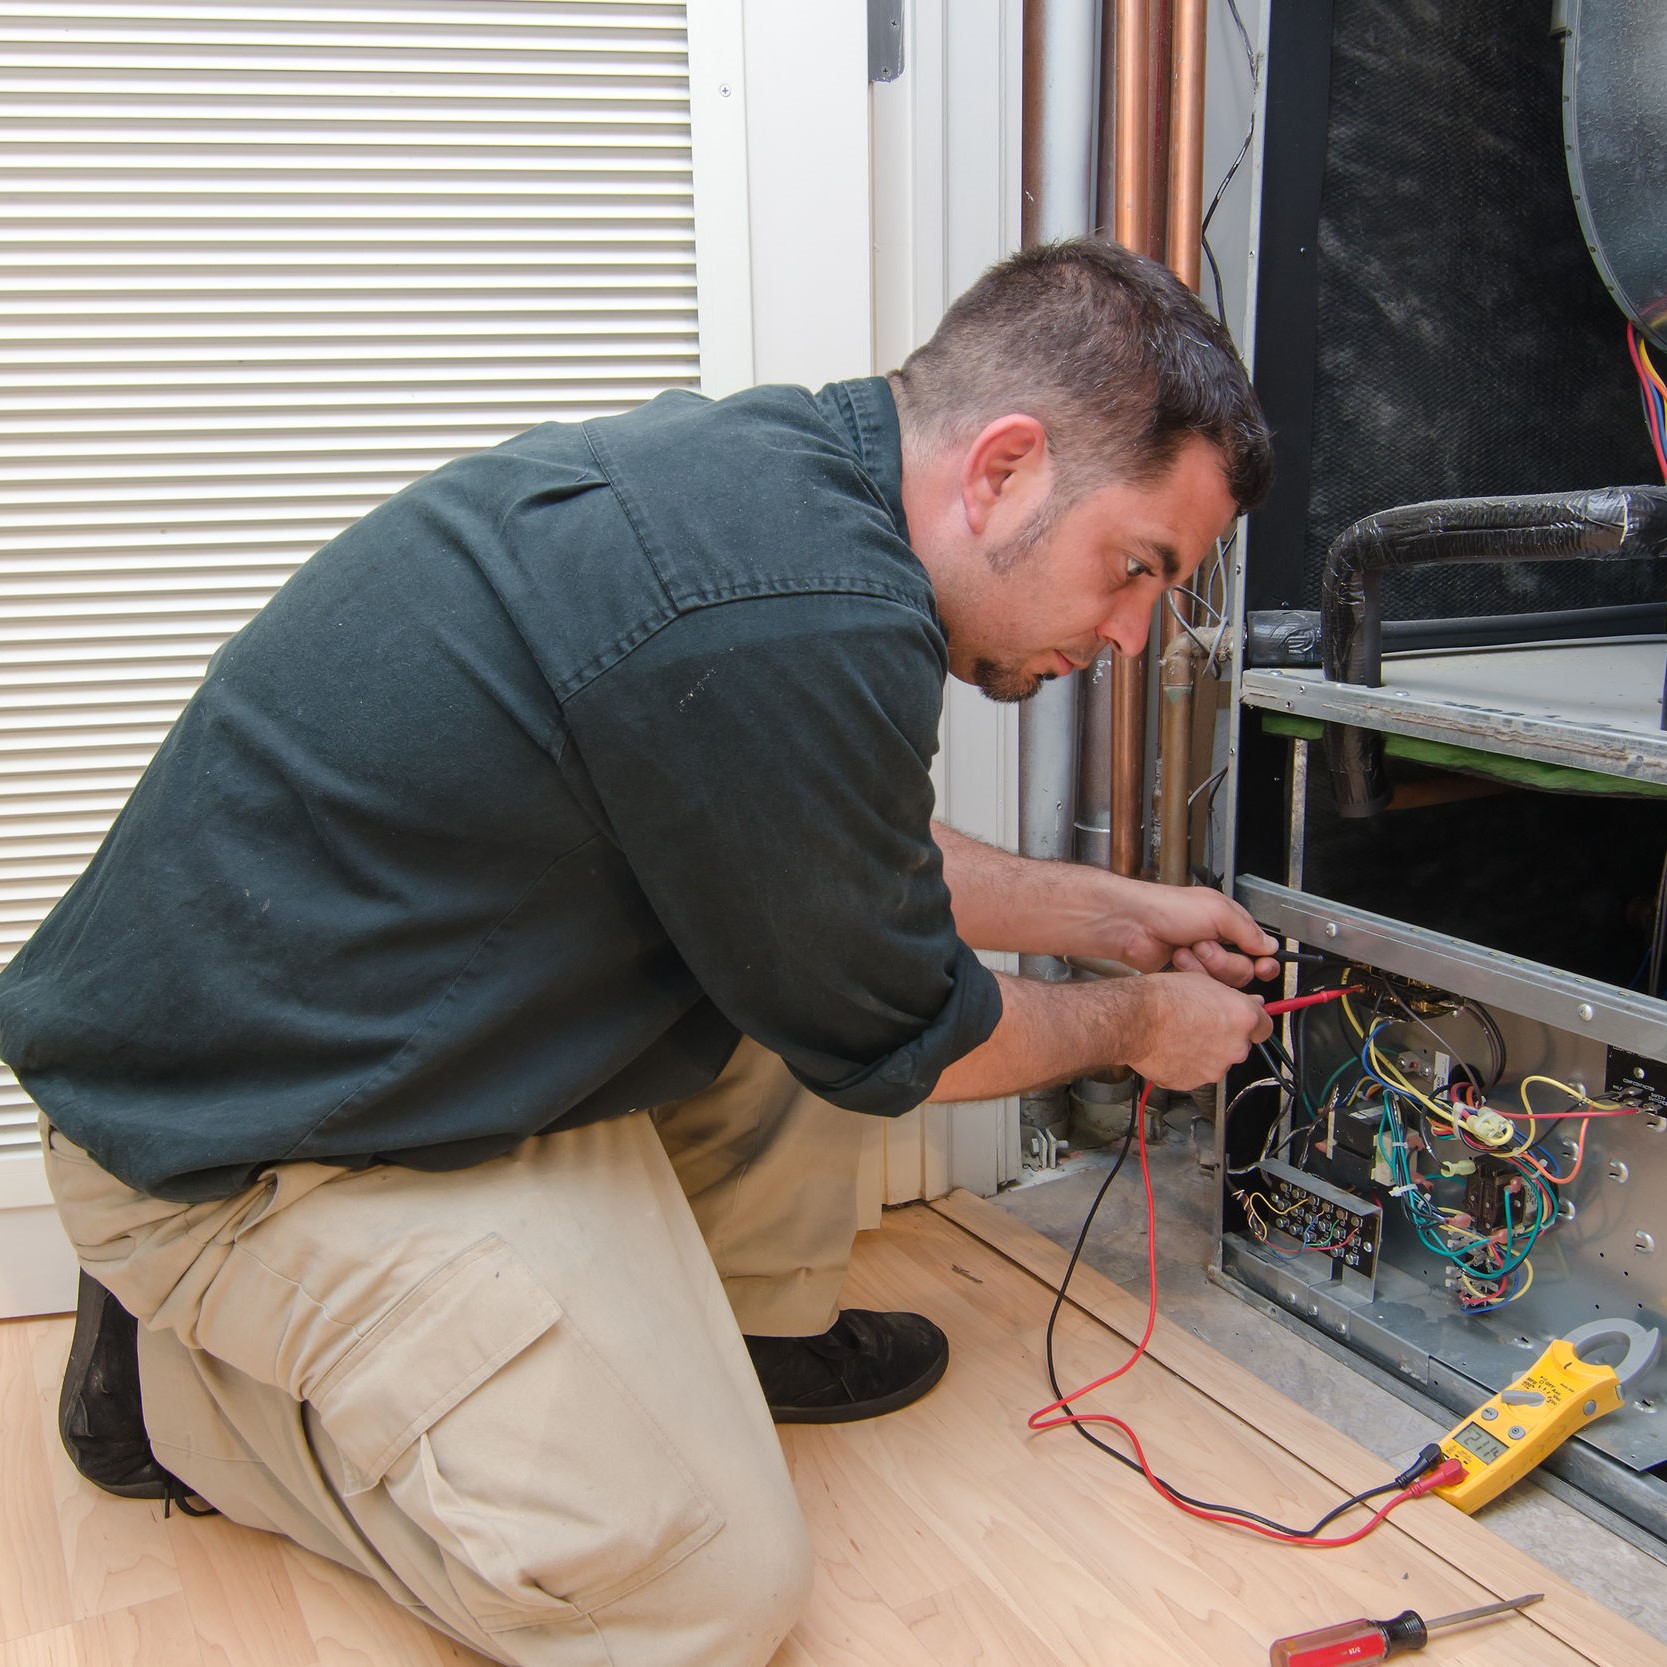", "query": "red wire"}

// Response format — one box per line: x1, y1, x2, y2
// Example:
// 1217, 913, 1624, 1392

1027, 1082, 1161, 1425
1487, 1106, 1641, 1120
1028, 1404, 1440, 1546
1028, 1081, 1456, 1547
1626, 323, 1667, 482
